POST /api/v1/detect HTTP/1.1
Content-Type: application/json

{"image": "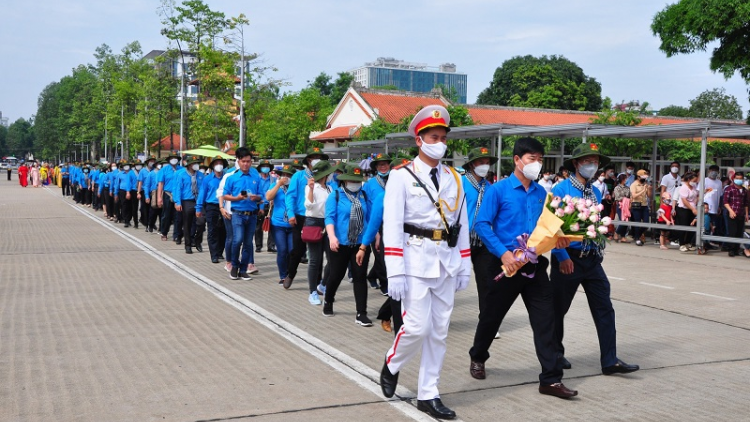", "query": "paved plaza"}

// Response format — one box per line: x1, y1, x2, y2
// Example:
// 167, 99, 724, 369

1, 179, 749, 422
